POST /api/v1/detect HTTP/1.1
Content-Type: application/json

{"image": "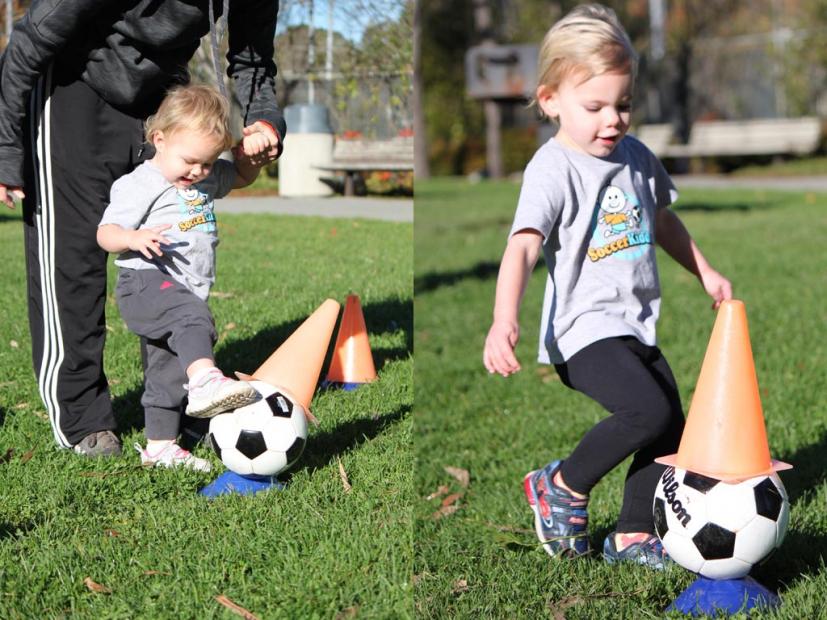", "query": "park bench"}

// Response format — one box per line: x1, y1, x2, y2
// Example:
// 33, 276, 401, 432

315, 135, 414, 196
635, 117, 823, 160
